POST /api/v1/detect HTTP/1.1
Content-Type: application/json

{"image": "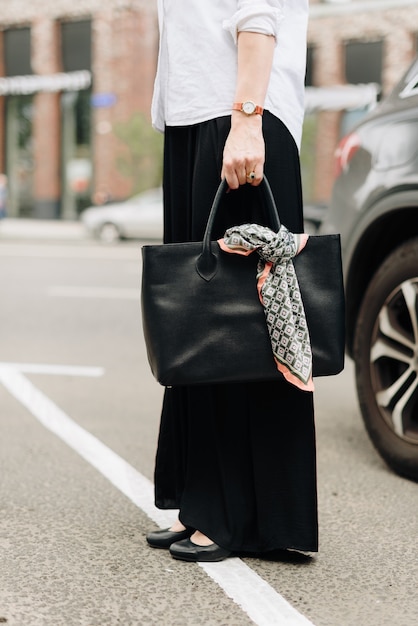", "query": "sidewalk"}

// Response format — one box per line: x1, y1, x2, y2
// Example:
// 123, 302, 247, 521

0, 218, 87, 241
